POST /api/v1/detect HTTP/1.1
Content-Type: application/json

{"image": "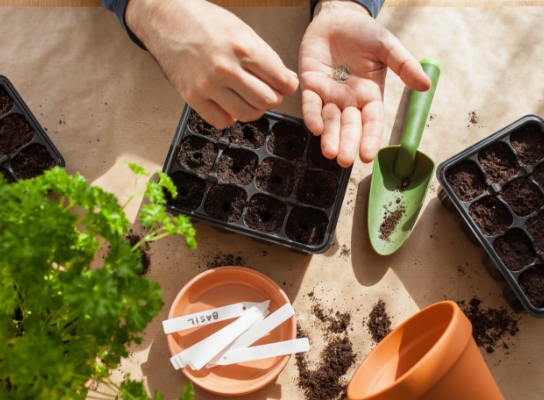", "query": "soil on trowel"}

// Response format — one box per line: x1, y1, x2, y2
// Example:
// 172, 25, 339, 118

510, 122, 544, 165
493, 228, 536, 271
365, 300, 392, 343
379, 202, 406, 241
478, 141, 519, 183
519, 265, 544, 309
